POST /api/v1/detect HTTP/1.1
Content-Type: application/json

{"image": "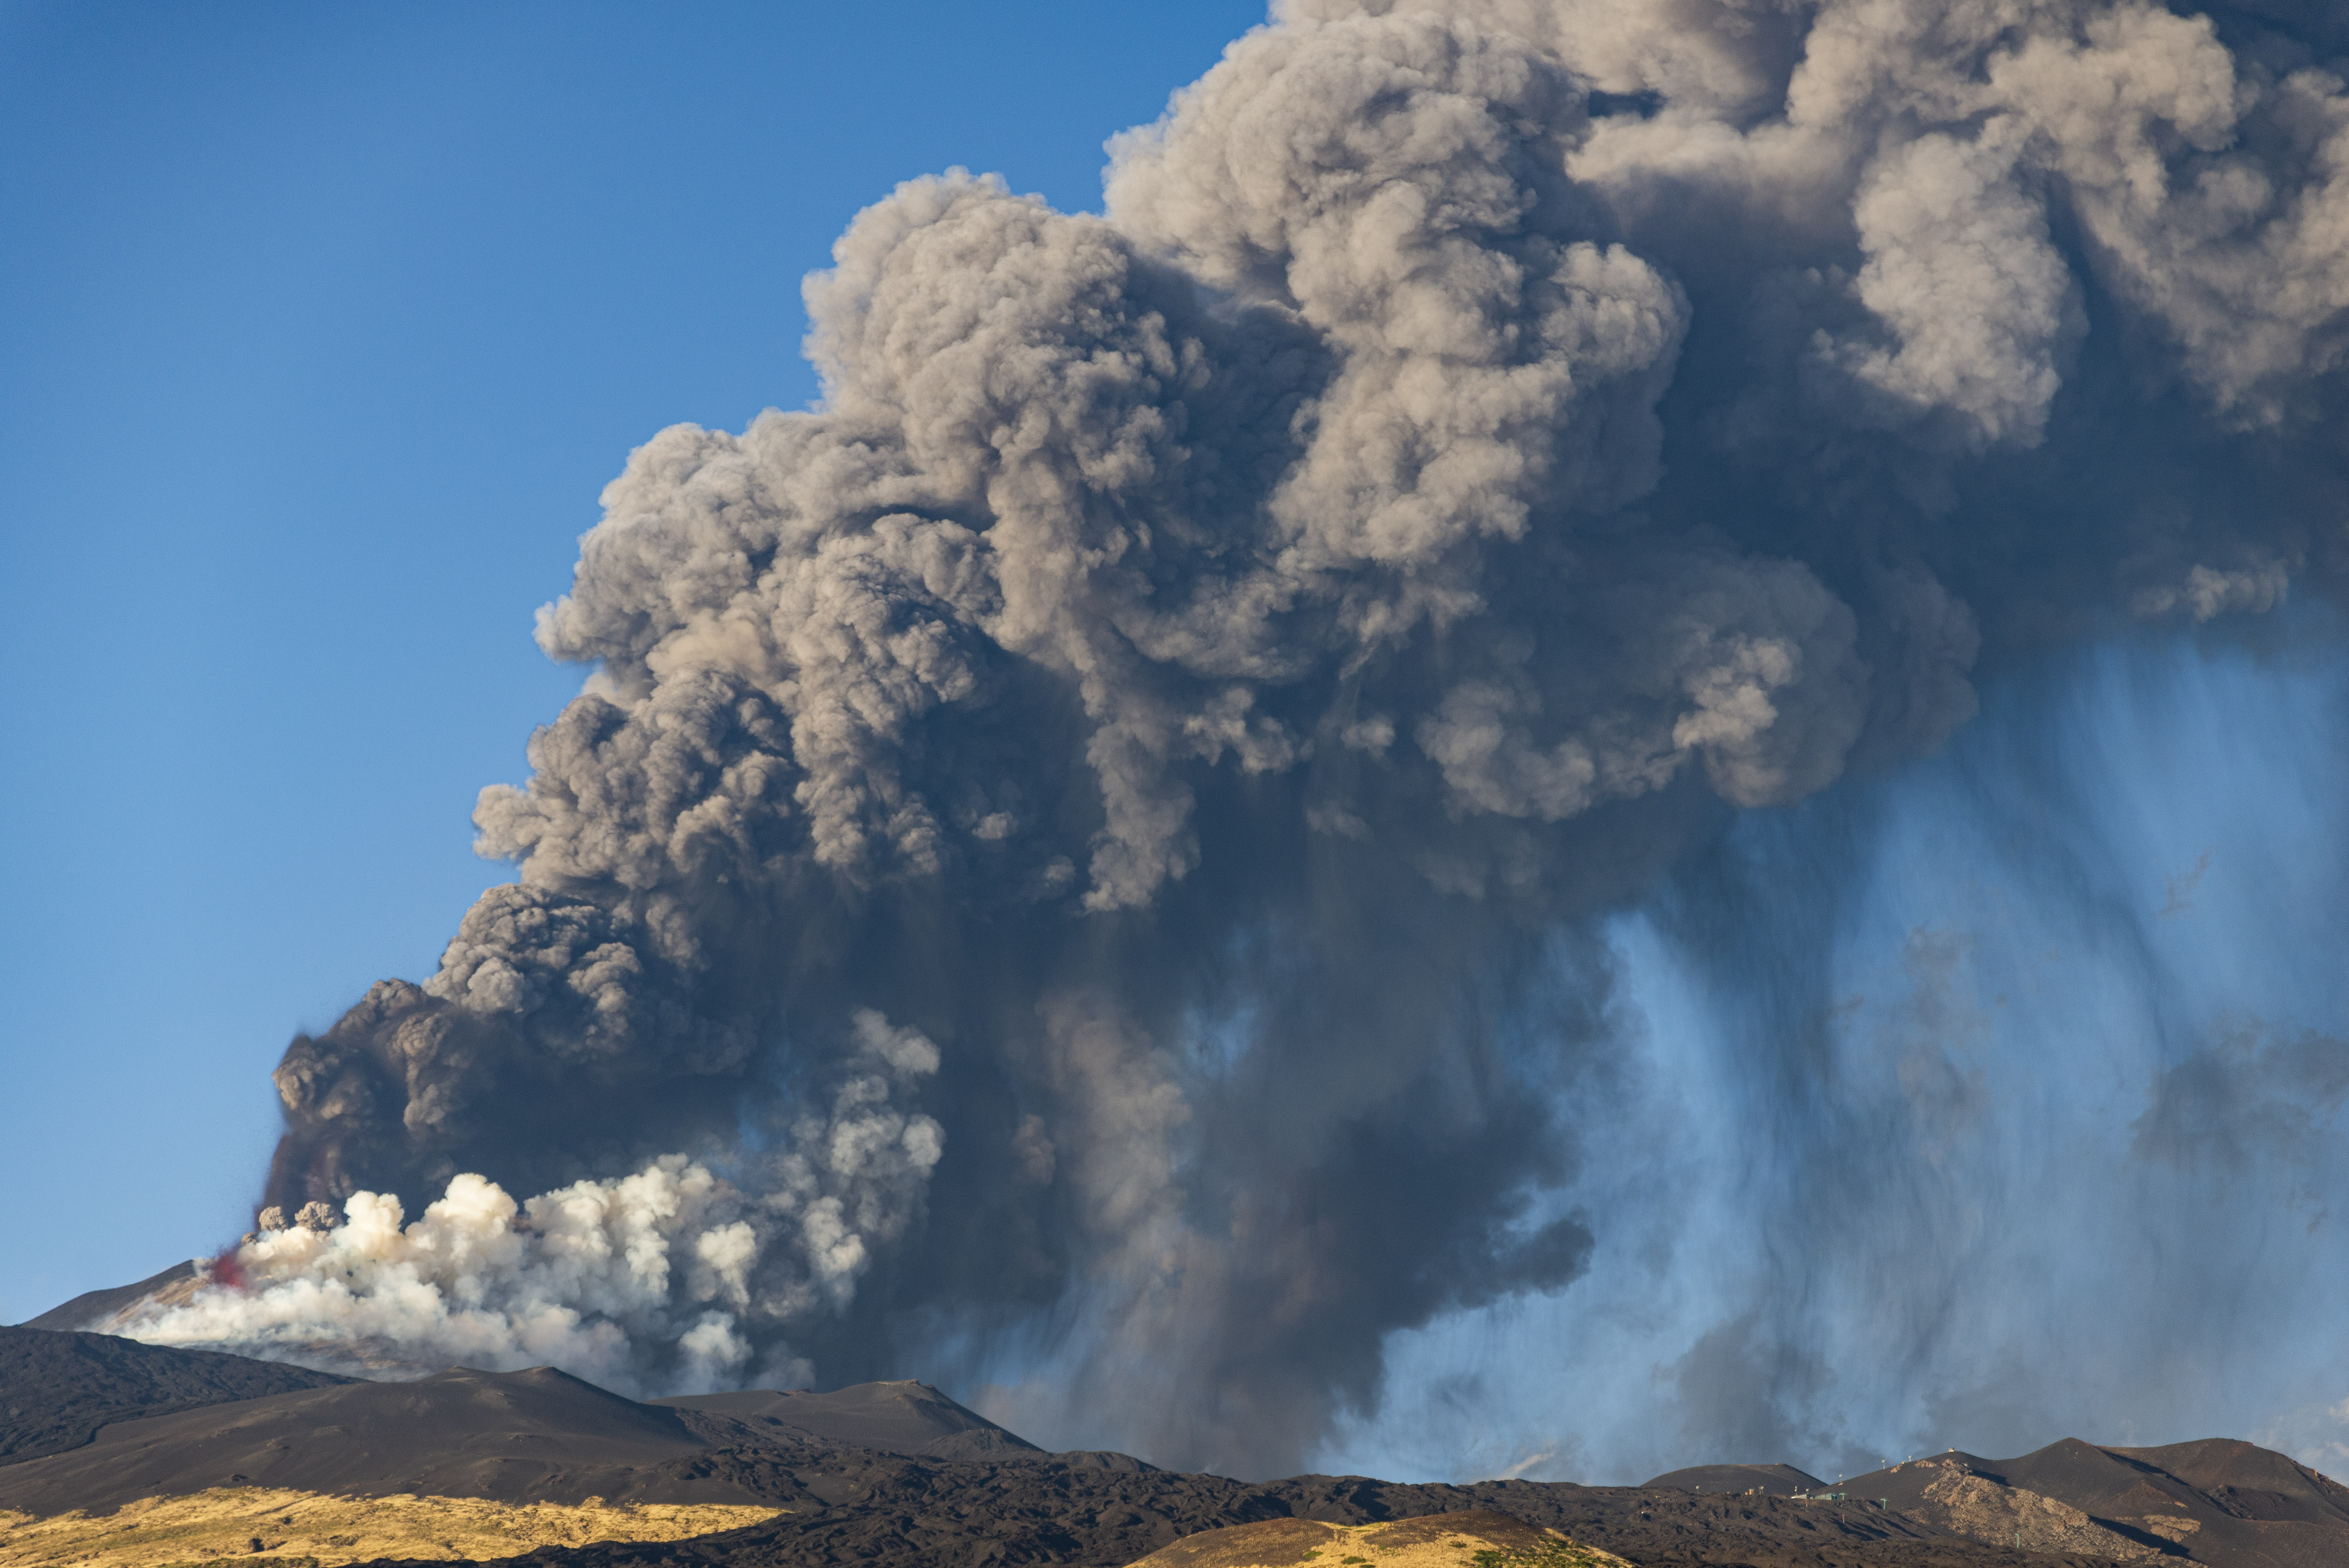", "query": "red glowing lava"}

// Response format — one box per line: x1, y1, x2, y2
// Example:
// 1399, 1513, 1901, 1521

206, 1244, 246, 1293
